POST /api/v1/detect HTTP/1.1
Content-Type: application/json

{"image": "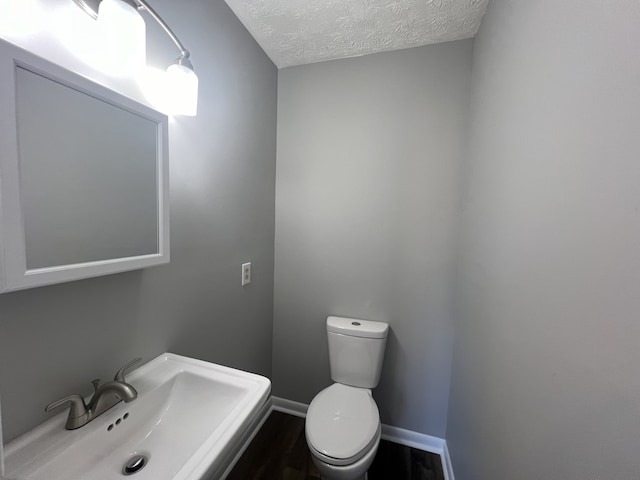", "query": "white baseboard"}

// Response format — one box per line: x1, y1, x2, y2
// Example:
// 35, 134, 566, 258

271, 396, 455, 480
442, 442, 455, 480
381, 424, 454, 480
380, 423, 446, 454
272, 395, 308, 417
